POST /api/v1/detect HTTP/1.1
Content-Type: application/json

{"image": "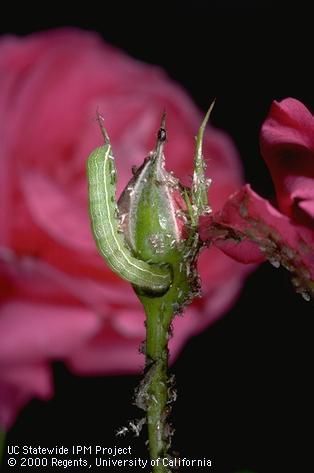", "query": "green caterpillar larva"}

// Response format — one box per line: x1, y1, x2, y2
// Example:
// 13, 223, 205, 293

87, 138, 172, 294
